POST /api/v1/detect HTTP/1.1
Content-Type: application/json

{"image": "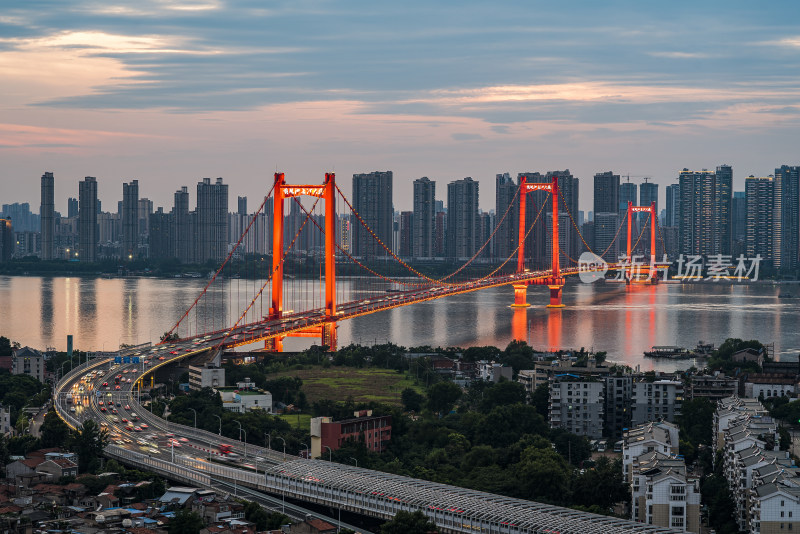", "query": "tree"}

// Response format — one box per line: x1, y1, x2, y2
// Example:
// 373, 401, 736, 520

531, 383, 549, 418
243, 501, 289, 531
168, 509, 205, 534
401, 388, 425, 412
40, 408, 70, 448
160, 332, 180, 343
0, 336, 12, 356
516, 442, 571, 503
426, 382, 462, 415
70, 420, 108, 472
480, 380, 525, 411
380, 510, 438, 534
